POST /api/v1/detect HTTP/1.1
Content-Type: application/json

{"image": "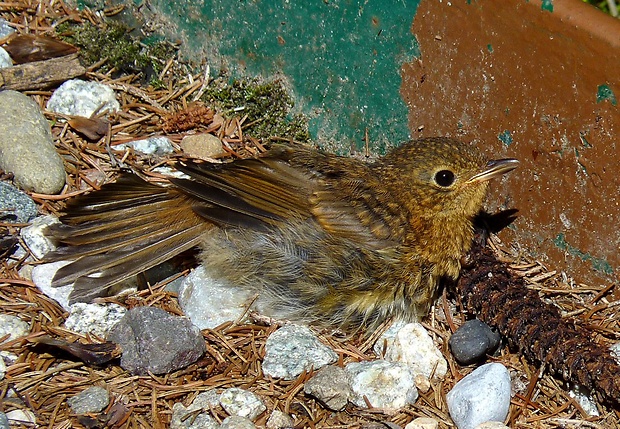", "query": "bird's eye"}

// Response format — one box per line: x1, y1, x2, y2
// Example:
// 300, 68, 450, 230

434, 170, 456, 187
